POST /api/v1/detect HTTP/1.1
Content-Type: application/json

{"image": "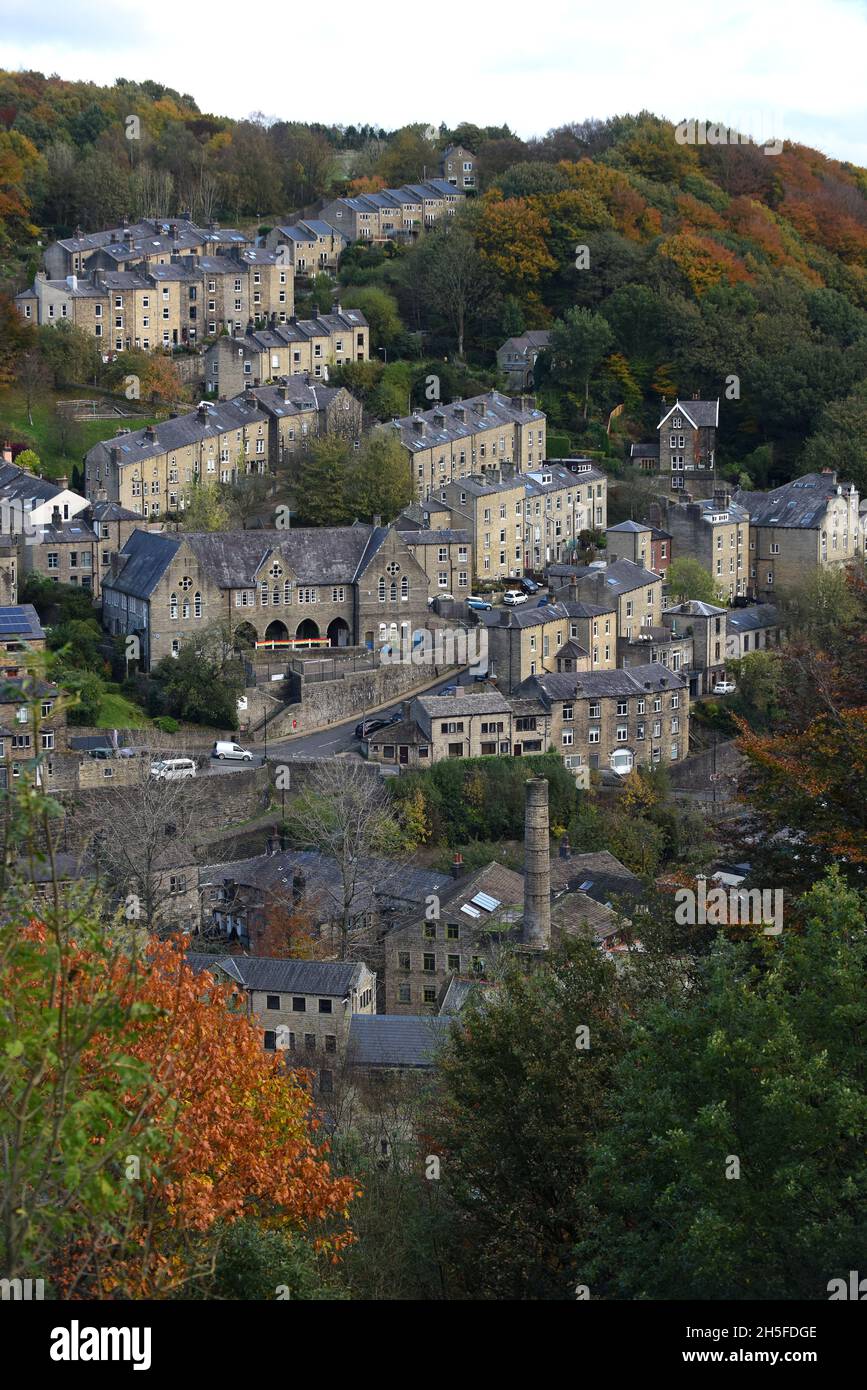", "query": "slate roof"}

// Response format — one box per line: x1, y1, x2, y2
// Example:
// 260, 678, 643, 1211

607, 520, 651, 534
416, 688, 513, 719
200, 848, 450, 918
549, 557, 661, 596
479, 598, 614, 632
386, 861, 525, 940
499, 331, 552, 357
726, 604, 780, 633
102, 528, 182, 598
548, 848, 642, 902
392, 390, 545, 453
398, 528, 471, 545
630, 442, 660, 459
86, 395, 266, 471
733, 473, 854, 529
186, 953, 364, 996
521, 662, 686, 703
658, 398, 719, 429
89, 500, 141, 523
348, 1014, 453, 1067
664, 599, 726, 618
0, 461, 65, 506
524, 462, 605, 494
